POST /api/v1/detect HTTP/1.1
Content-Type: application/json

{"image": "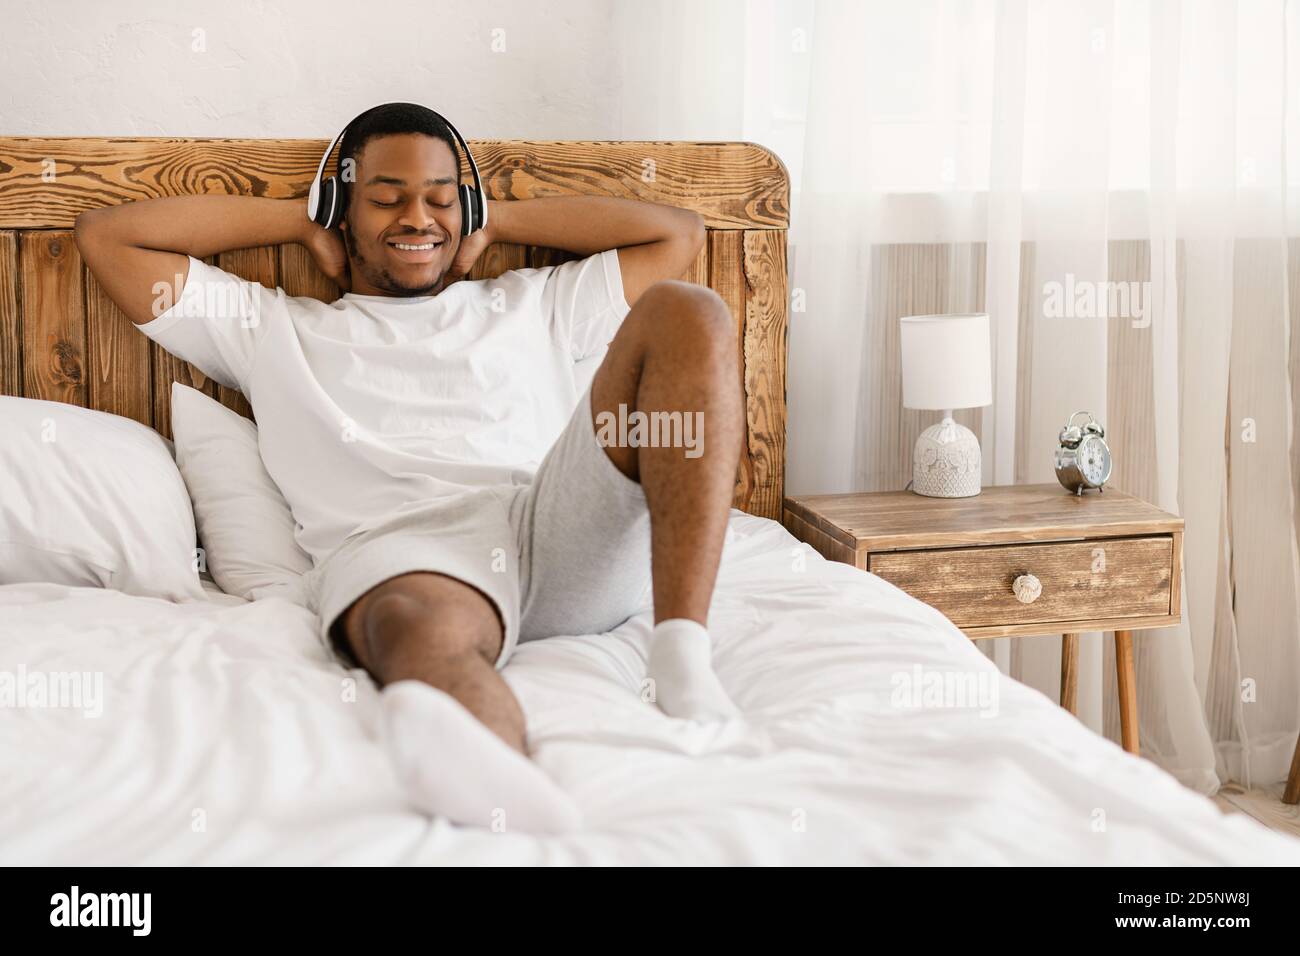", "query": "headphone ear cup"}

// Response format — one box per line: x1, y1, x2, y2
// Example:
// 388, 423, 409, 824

459, 184, 481, 235
315, 177, 342, 229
